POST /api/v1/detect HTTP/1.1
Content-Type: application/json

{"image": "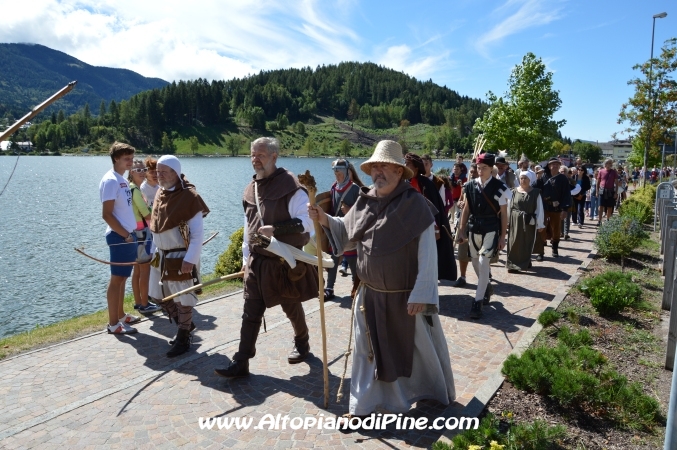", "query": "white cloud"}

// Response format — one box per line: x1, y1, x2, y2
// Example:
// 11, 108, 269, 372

476, 0, 564, 57
376, 44, 451, 80
0, 0, 456, 87
0, 0, 367, 81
